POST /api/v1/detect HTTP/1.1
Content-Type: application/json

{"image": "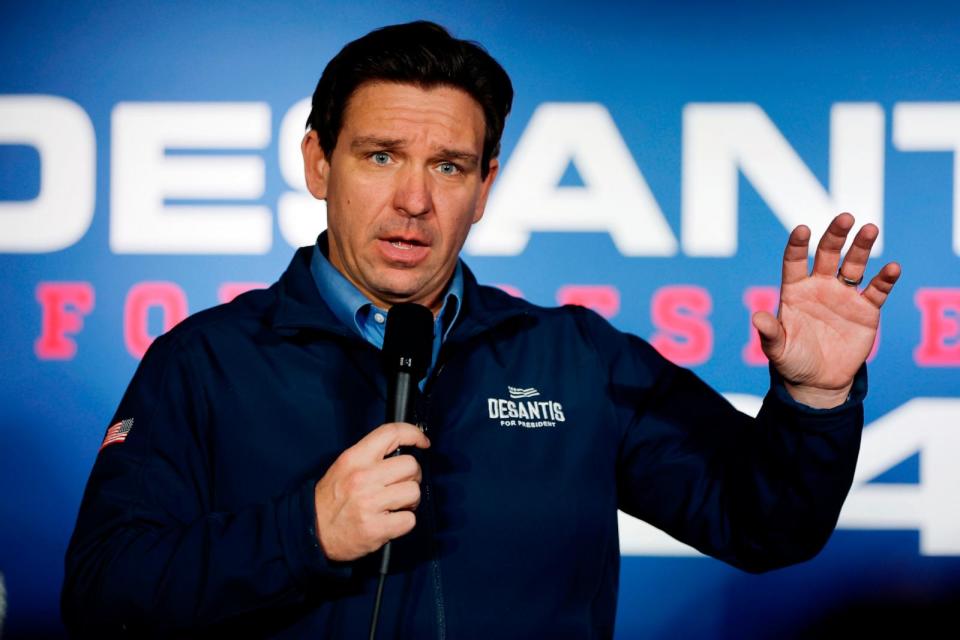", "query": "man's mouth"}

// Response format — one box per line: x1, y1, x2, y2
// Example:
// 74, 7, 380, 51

383, 235, 429, 249
378, 236, 431, 263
